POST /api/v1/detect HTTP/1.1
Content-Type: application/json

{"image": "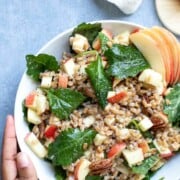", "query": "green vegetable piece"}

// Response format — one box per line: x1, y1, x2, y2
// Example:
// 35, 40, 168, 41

48, 128, 96, 166
47, 88, 86, 120
54, 166, 66, 180
105, 44, 150, 79
86, 56, 112, 108
128, 120, 154, 139
86, 175, 103, 180
26, 54, 59, 81
98, 32, 109, 53
163, 83, 180, 127
132, 155, 159, 175
72, 22, 102, 45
